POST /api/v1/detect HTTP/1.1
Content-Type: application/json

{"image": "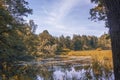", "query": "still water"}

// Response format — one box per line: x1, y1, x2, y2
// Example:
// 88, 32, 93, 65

36, 64, 114, 80
0, 56, 114, 80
